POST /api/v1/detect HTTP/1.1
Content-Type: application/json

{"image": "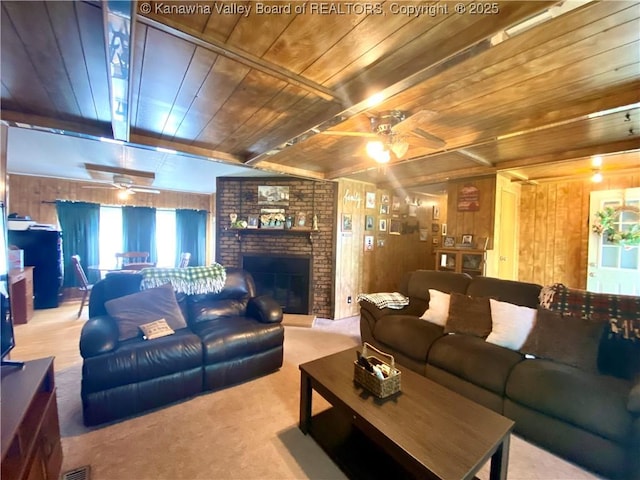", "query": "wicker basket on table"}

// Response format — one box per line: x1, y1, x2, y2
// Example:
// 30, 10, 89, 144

353, 342, 401, 398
